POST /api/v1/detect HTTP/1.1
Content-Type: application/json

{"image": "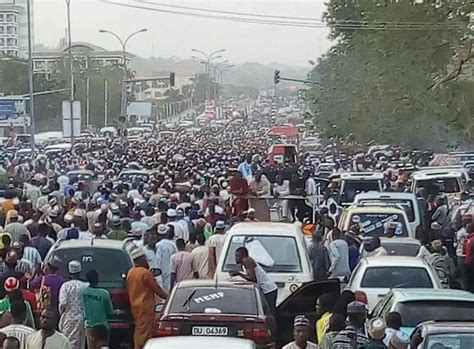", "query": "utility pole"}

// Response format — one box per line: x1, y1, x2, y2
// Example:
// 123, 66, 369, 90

104, 79, 108, 126
26, 0, 35, 153
86, 76, 90, 128
191, 49, 225, 101
66, 0, 74, 145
